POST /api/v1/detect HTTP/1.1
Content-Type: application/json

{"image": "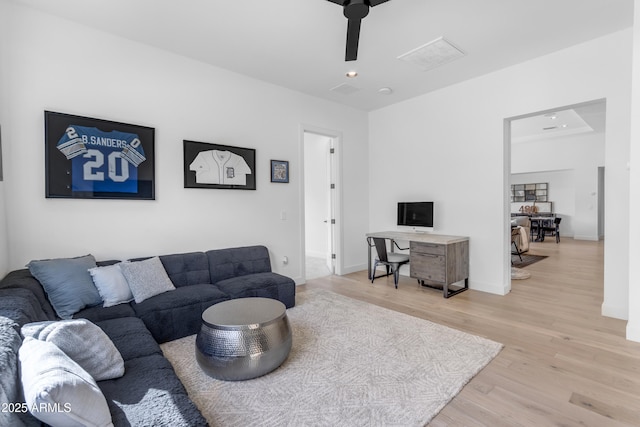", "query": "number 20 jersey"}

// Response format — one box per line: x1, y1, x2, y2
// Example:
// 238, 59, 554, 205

56, 125, 146, 193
